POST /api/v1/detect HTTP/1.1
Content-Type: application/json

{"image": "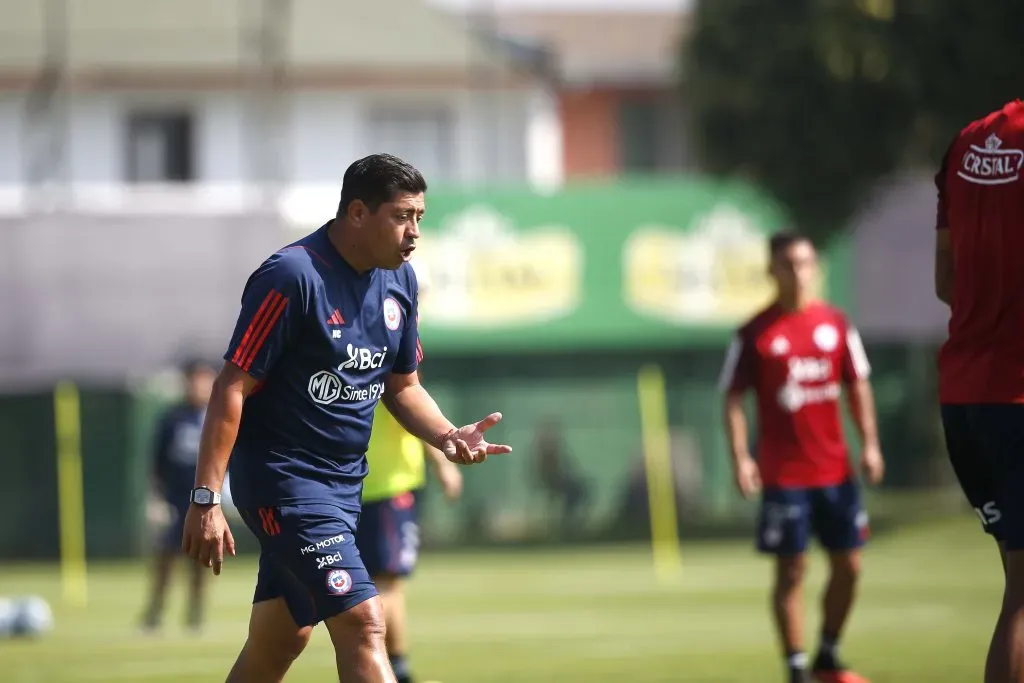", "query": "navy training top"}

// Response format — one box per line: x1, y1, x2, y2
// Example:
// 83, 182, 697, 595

154, 403, 205, 507
223, 223, 420, 511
